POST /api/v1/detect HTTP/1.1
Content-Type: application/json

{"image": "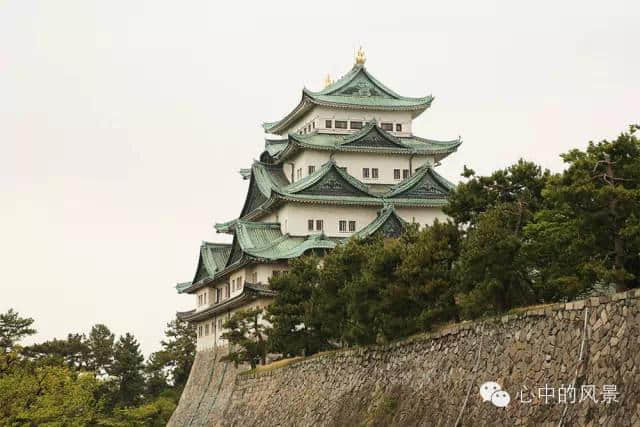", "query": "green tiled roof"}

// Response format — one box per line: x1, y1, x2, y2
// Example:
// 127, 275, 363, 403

352, 205, 407, 240
190, 242, 233, 285
267, 124, 461, 162
263, 64, 433, 135
384, 164, 455, 199
179, 220, 336, 294
216, 159, 453, 229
